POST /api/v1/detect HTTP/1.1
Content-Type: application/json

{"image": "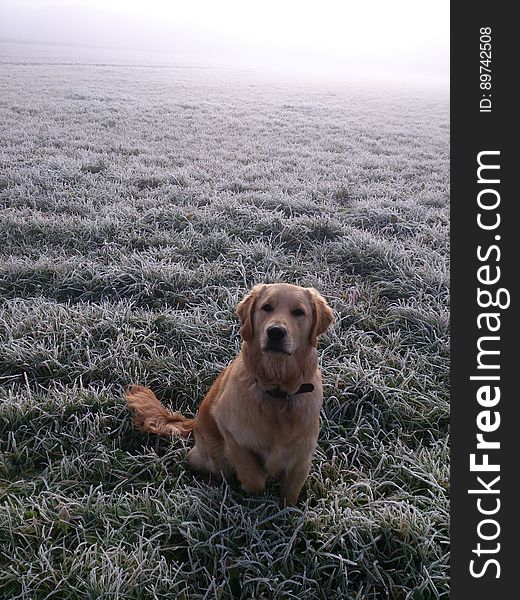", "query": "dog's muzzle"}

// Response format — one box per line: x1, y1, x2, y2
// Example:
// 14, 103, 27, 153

264, 325, 289, 353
